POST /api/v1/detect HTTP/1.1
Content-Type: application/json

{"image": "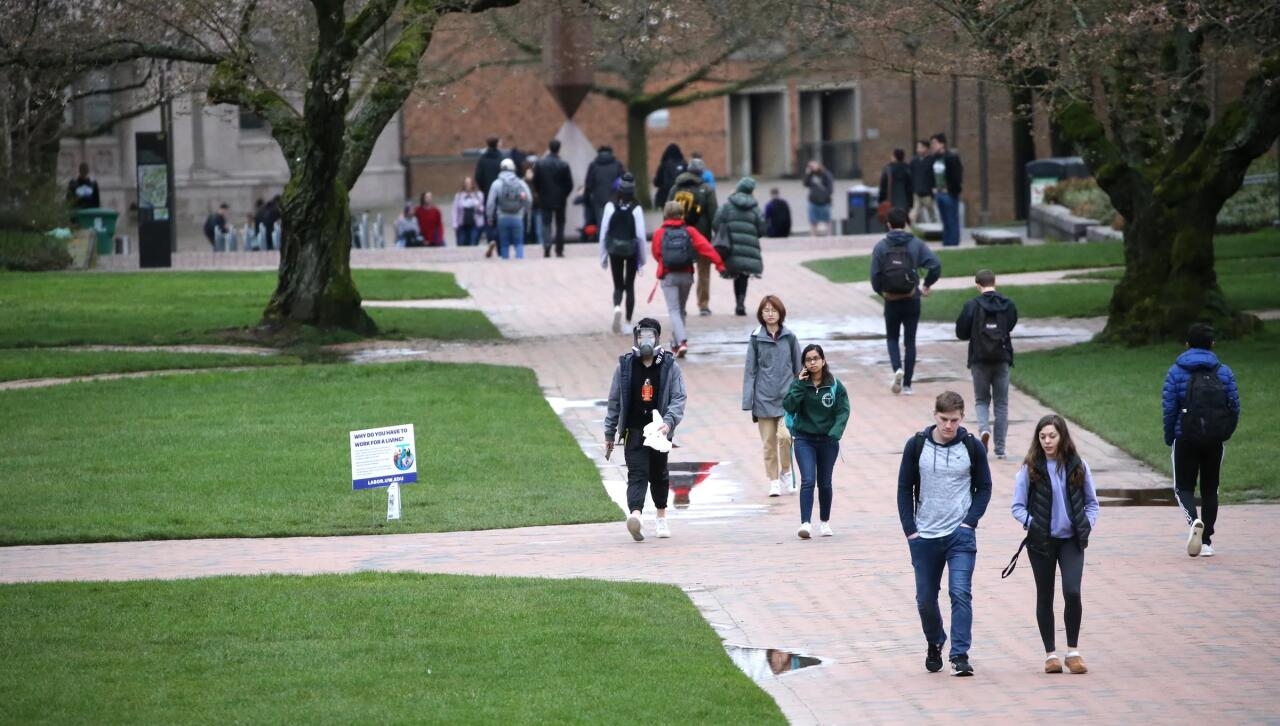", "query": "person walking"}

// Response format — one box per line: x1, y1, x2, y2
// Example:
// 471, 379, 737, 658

452, 177, 484, 247
652, 201, 725, 358
533, 138, 574, 258
584, 145, 625, 242
1010, 414, 1100, 675
870, 207, 942, 396
600, 174, 647, 334
955, 269, 1019, 459
910, 140, 938, 225
1162, 323, 1241, 558
603, 318, 687, 541
929, 133, 964, 247
712, 176, 766, 316
897, 391, 992, 676
742, 295, 803, 498
878, 149, 914, 221
485, 158, 532, 259
668, 158, 718, 316
782, 344, 850, 539
802, 160, 834, 236
474, 135, 505, 252
652, 143, 685, 210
